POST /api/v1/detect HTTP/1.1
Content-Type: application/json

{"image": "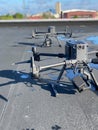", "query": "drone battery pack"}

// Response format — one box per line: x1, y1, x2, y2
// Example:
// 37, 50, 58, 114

91, 58, 98, 64
73, 76, 87, 92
